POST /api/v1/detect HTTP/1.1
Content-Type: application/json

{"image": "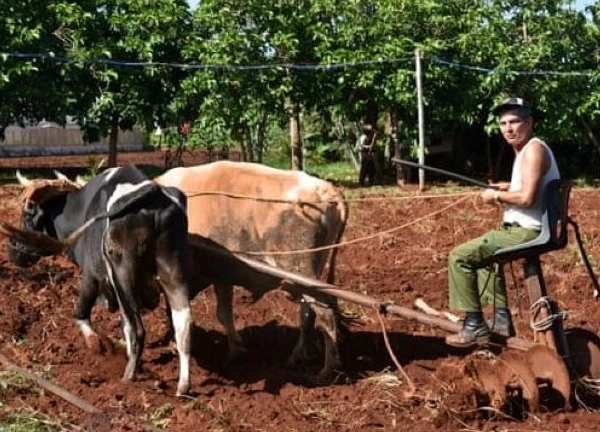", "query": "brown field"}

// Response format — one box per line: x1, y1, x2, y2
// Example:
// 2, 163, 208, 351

1, 151, 600, 431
